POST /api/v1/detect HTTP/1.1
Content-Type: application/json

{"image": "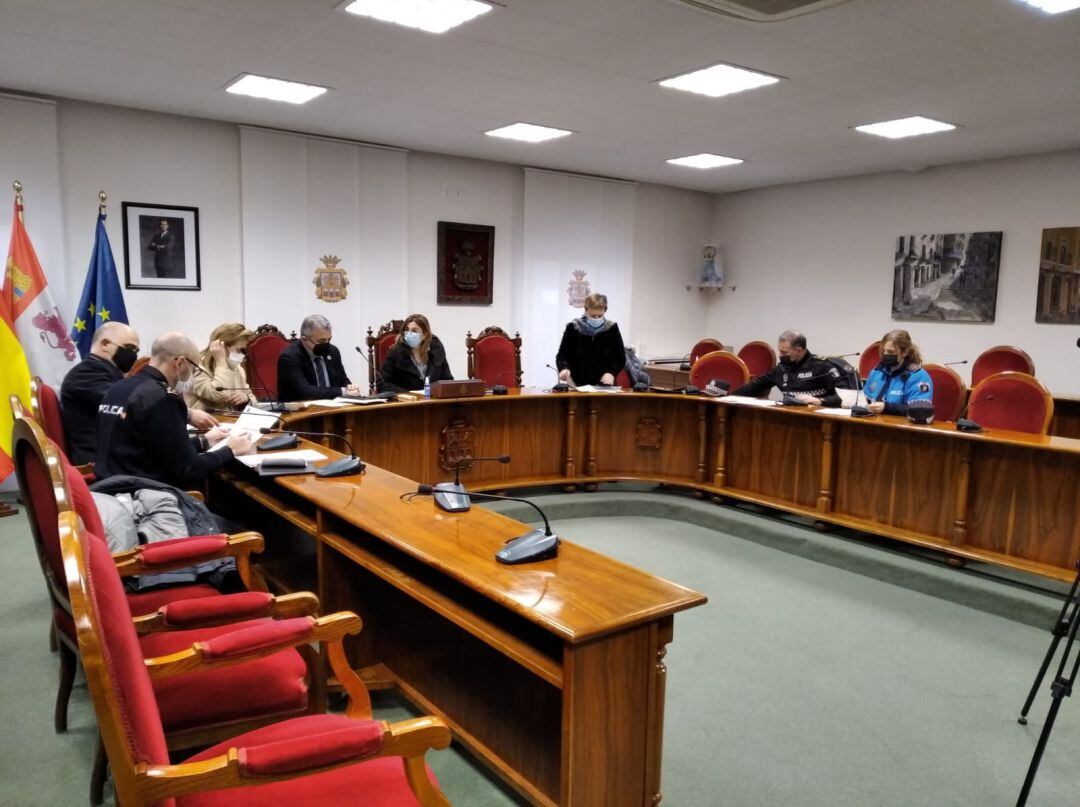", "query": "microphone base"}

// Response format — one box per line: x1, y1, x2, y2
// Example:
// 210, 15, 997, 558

258, 434, 299, 451
315, 456, 365, 478
496, 529, 560, 565
956, 418, 983, 433
434, 482, 471, 512
491, 385, 509, 396
551, 383, 571, 393
850, 406, 874, 418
